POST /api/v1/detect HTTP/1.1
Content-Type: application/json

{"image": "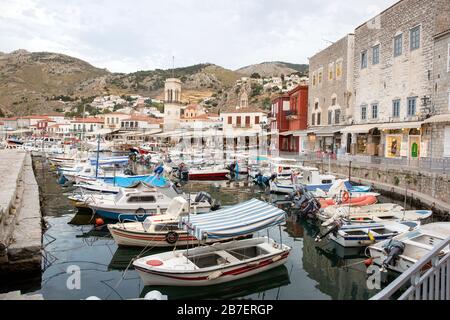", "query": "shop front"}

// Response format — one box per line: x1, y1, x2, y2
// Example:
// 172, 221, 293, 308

379, 122, 423, 161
